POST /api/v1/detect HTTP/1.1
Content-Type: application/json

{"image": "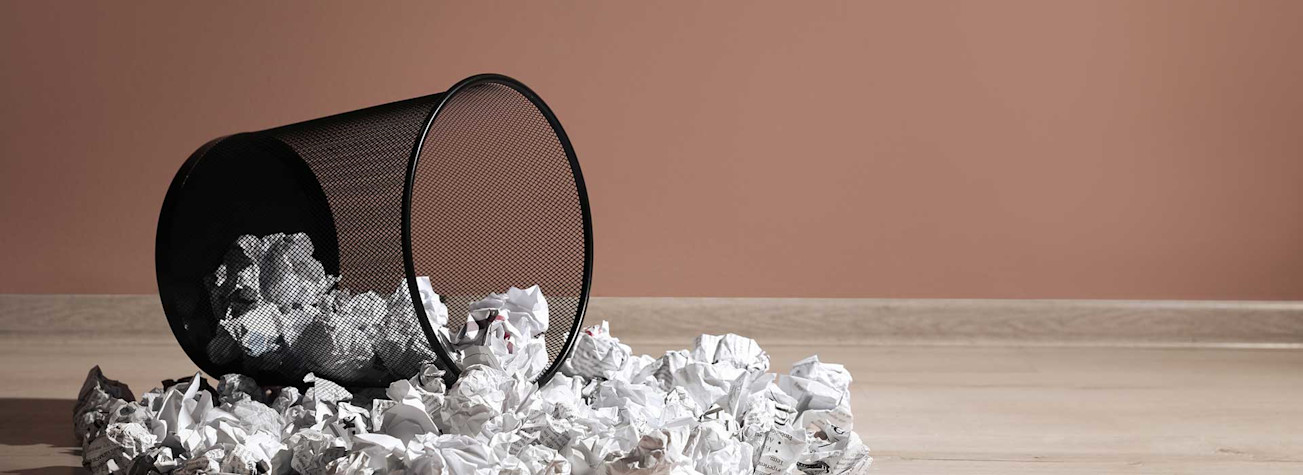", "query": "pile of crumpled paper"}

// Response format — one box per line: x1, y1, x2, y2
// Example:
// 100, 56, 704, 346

75, 233, 871, 474
74, 324, 870, 474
